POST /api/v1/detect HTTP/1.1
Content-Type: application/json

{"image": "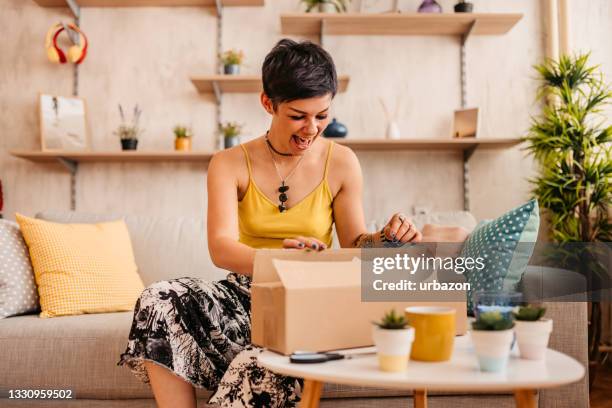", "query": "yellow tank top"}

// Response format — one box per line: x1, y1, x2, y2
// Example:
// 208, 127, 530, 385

238, 142, 335, 249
